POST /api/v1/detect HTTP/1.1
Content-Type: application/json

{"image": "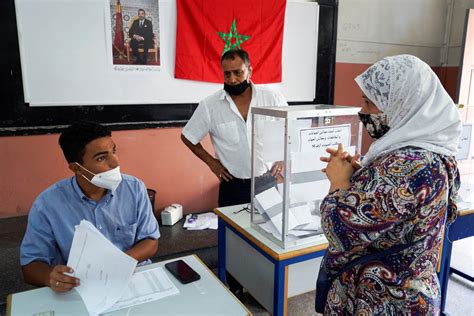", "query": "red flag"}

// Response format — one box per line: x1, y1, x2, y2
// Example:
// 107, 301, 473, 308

175, 0, 286, 84
113, 0, 125, 58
